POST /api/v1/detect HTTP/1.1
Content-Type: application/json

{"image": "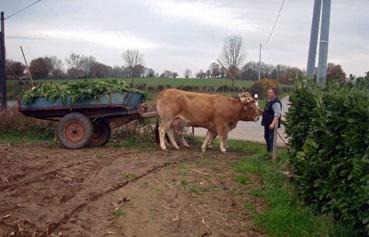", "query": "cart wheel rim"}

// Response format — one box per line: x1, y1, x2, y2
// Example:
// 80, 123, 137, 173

64, 119, 87, 144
